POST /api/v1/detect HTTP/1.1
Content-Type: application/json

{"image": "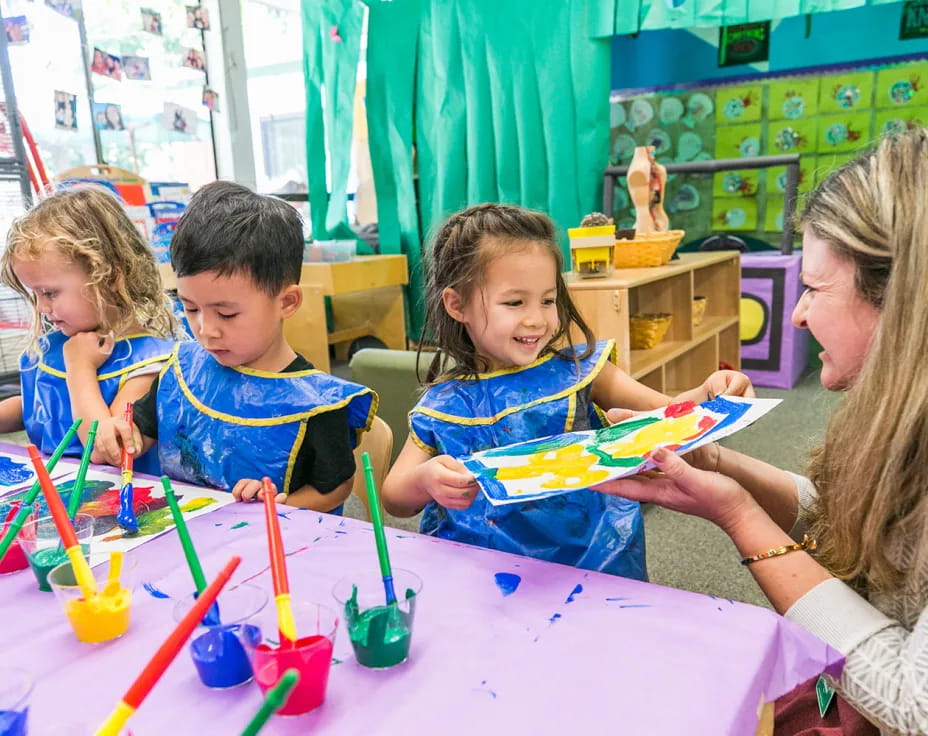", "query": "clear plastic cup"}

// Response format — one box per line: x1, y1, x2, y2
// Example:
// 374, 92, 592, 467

332, 569, 422, 669
0, 666, 31, 736
0, 502, 31, 575
244, 601, 338, 716
47, 552, 137, 643
19, 513, 94, 592
172, 583, 267, 689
